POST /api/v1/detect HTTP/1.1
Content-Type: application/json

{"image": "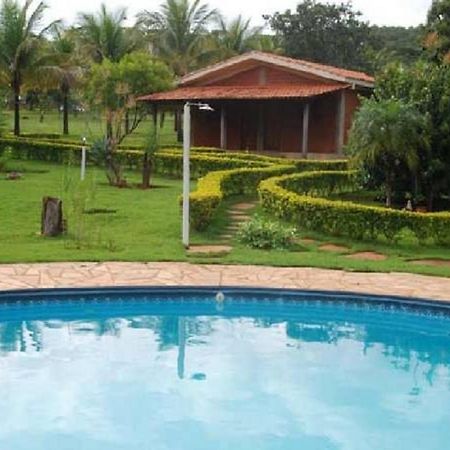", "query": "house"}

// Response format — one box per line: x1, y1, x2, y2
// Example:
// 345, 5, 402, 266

139, 51, 375, 158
